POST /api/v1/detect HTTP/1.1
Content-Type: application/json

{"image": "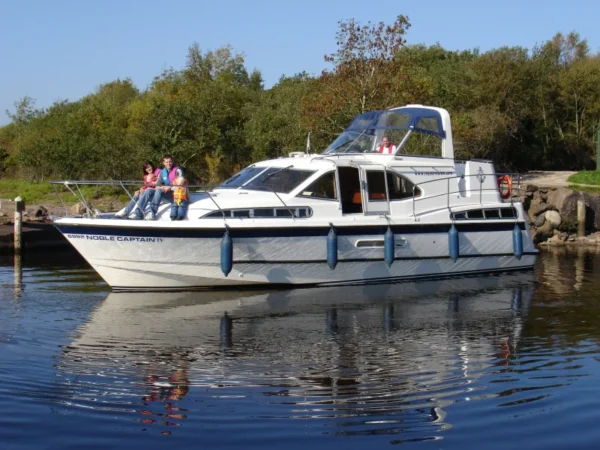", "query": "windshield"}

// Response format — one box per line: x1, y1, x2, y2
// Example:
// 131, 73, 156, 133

219, 167, 316, 193
220, 167, 265, 188
323, 131, 376, 154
